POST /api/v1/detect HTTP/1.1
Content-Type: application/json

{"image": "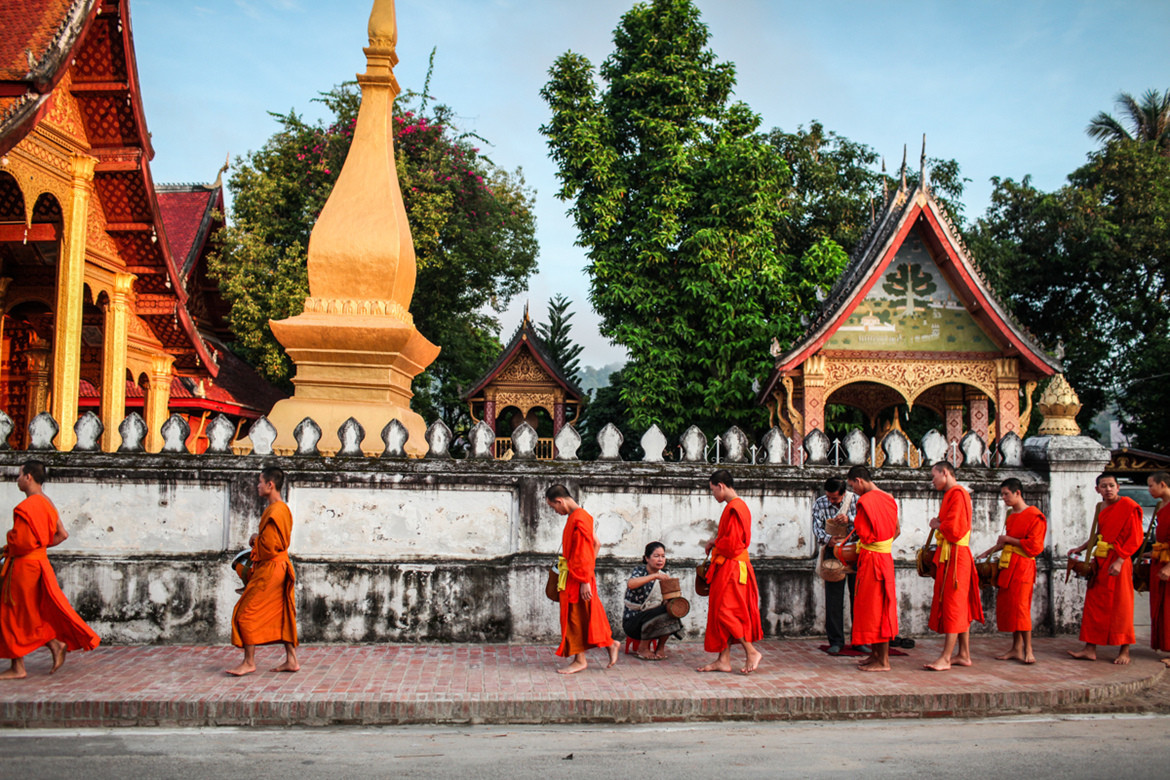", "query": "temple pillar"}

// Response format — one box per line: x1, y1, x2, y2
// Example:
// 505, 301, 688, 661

966, 388, 989, 444
995, 358, 1021, 440
25, 334, 52, 426
802, 355, 827, 434
553, 401, 565, 434
143, 354, 173, 453
100, 273, 134, 451
484, 398, 497, 433
0, 277, 12, 364
50, 154, 96, 450
944, 383, 964, 465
